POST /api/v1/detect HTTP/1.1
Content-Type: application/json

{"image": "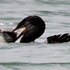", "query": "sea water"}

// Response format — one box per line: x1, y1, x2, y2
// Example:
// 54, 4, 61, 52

0, 0, 70, 70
